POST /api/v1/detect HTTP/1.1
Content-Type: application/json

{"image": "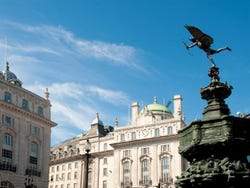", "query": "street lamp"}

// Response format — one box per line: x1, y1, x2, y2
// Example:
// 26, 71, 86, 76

84, 139, 91, 188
